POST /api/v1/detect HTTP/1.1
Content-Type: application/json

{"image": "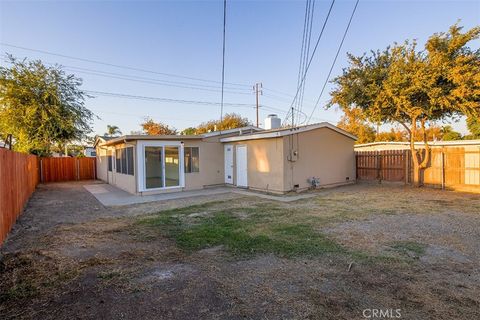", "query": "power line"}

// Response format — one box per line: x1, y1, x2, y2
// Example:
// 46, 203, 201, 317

284, 0, 336, 125
297, 0, 316, 124
84, 89, 254, 107
220, 0, 227, 125
307, 0, 360, 124
0, 42, 251, 88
